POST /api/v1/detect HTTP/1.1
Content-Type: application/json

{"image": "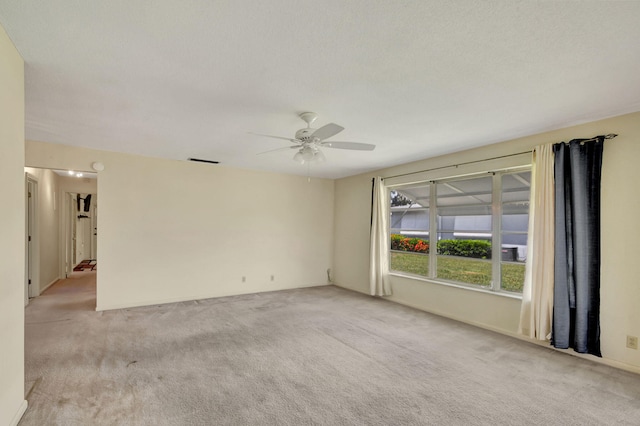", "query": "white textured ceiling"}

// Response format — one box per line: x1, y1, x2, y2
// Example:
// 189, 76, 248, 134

2, 1, 640, 178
